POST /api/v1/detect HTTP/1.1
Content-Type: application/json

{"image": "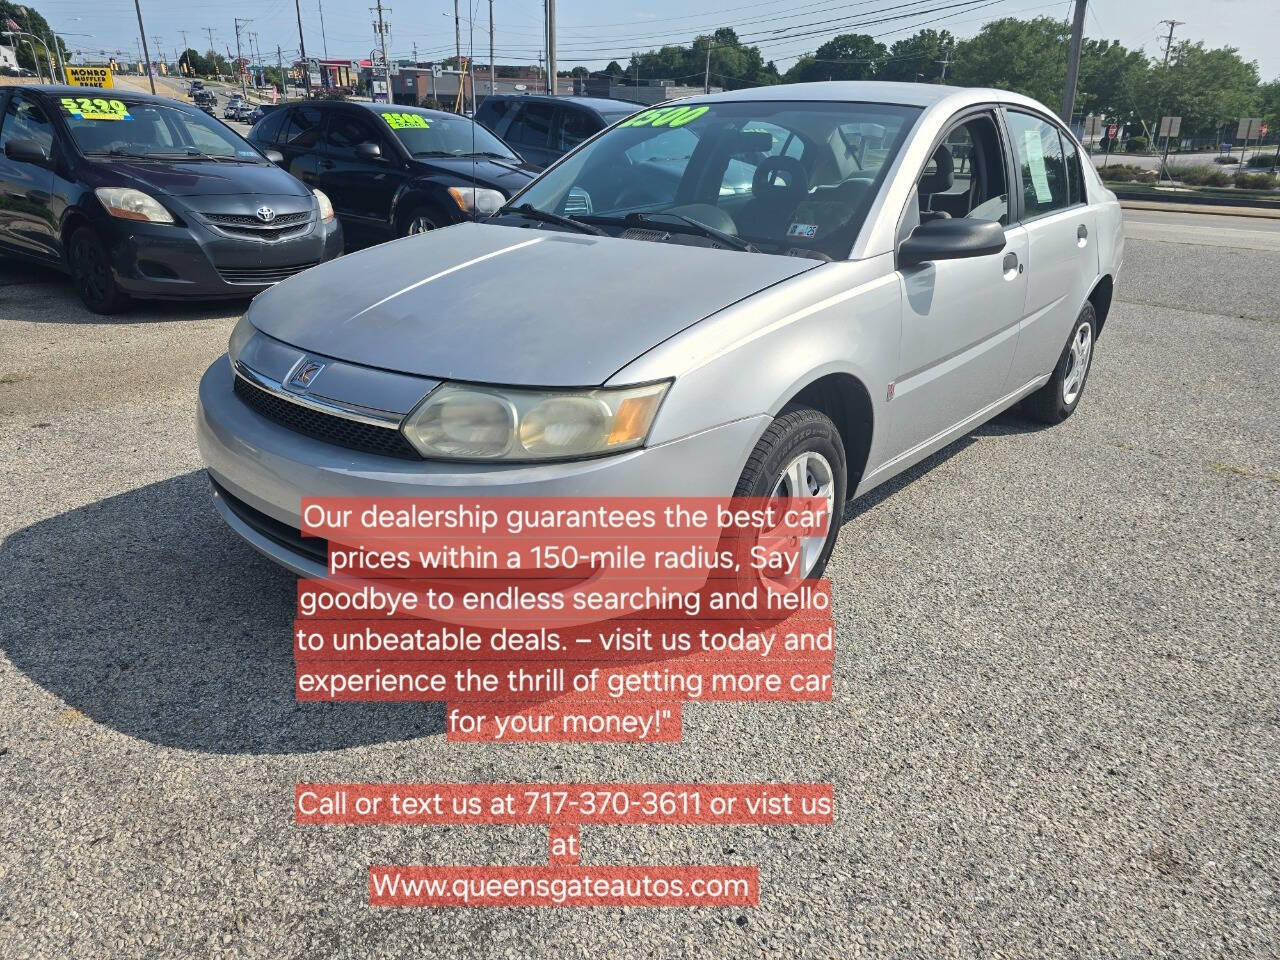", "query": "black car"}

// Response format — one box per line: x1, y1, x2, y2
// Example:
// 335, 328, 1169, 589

247, 100, 535, 248
246, 103, 282, 126
474, 94, 640, 169
0, 86, 343, 313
